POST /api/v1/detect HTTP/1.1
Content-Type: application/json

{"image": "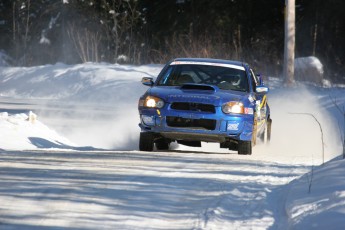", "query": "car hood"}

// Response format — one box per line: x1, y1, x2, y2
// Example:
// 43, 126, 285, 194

146, 84, 251, 106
